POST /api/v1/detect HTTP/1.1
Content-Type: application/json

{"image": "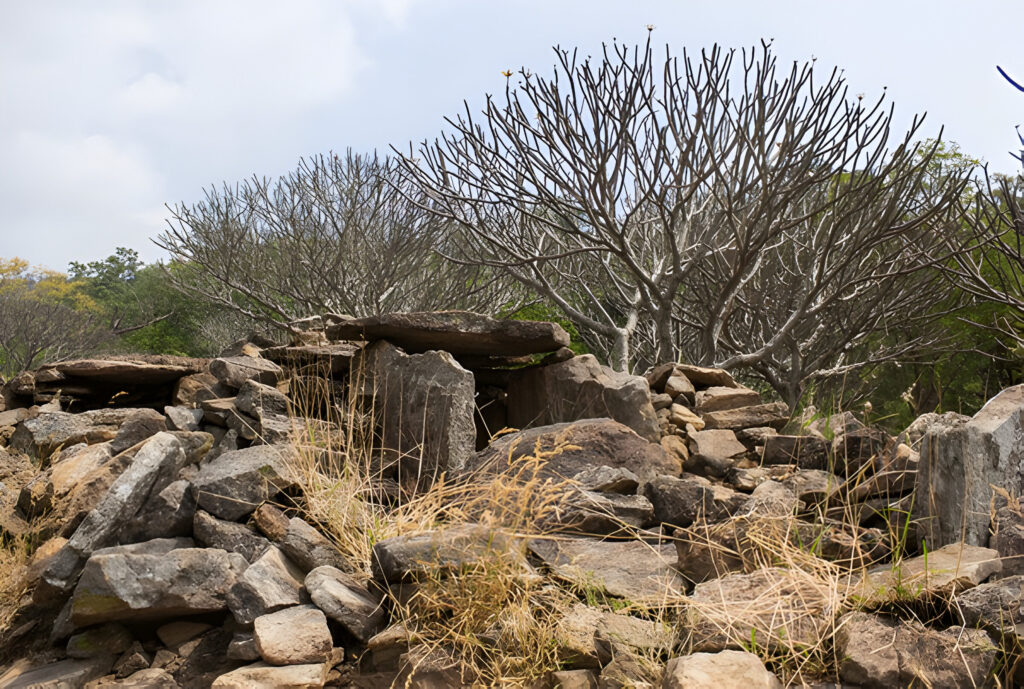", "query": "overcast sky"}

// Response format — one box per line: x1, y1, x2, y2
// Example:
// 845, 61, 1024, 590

2, 1, 1023, 270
